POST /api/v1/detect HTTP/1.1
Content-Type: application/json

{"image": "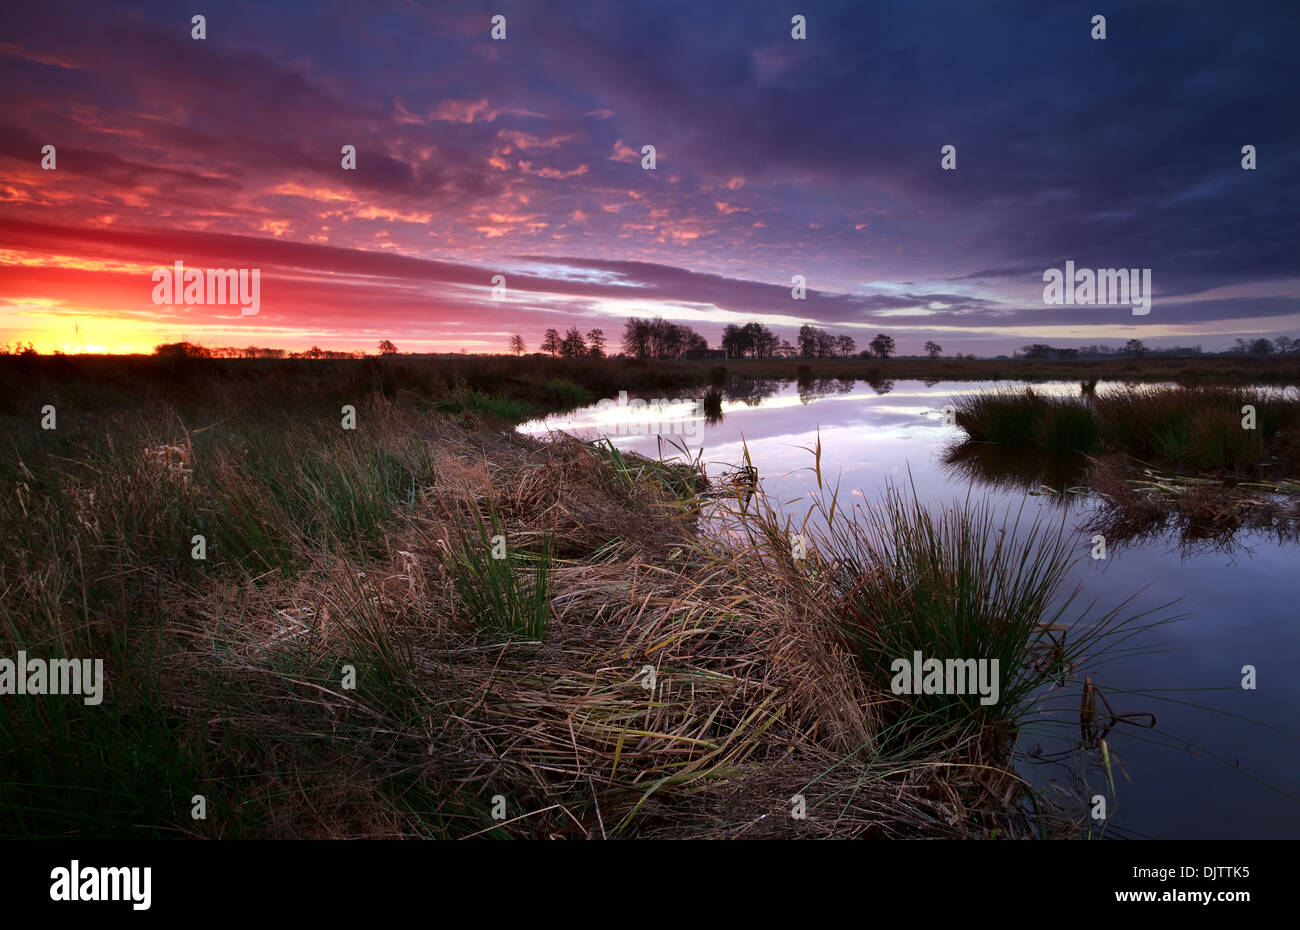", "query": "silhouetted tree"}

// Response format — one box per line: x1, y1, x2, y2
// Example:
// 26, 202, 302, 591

560, 326, 587, 358
623, 316, 707, 359
154, 342, 212, 358
622, 318, 651, 358
869, 333, 896, 359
